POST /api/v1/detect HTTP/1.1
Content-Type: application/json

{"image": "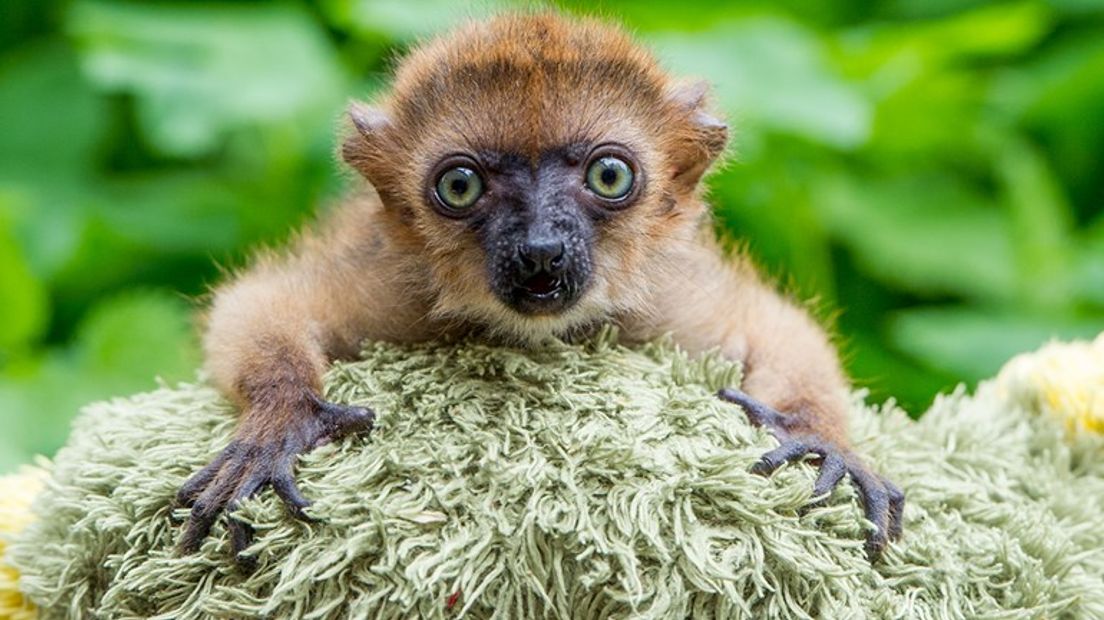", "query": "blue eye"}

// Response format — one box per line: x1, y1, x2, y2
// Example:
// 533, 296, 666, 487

435, 167, 483, 210
585, 156, 634, 200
